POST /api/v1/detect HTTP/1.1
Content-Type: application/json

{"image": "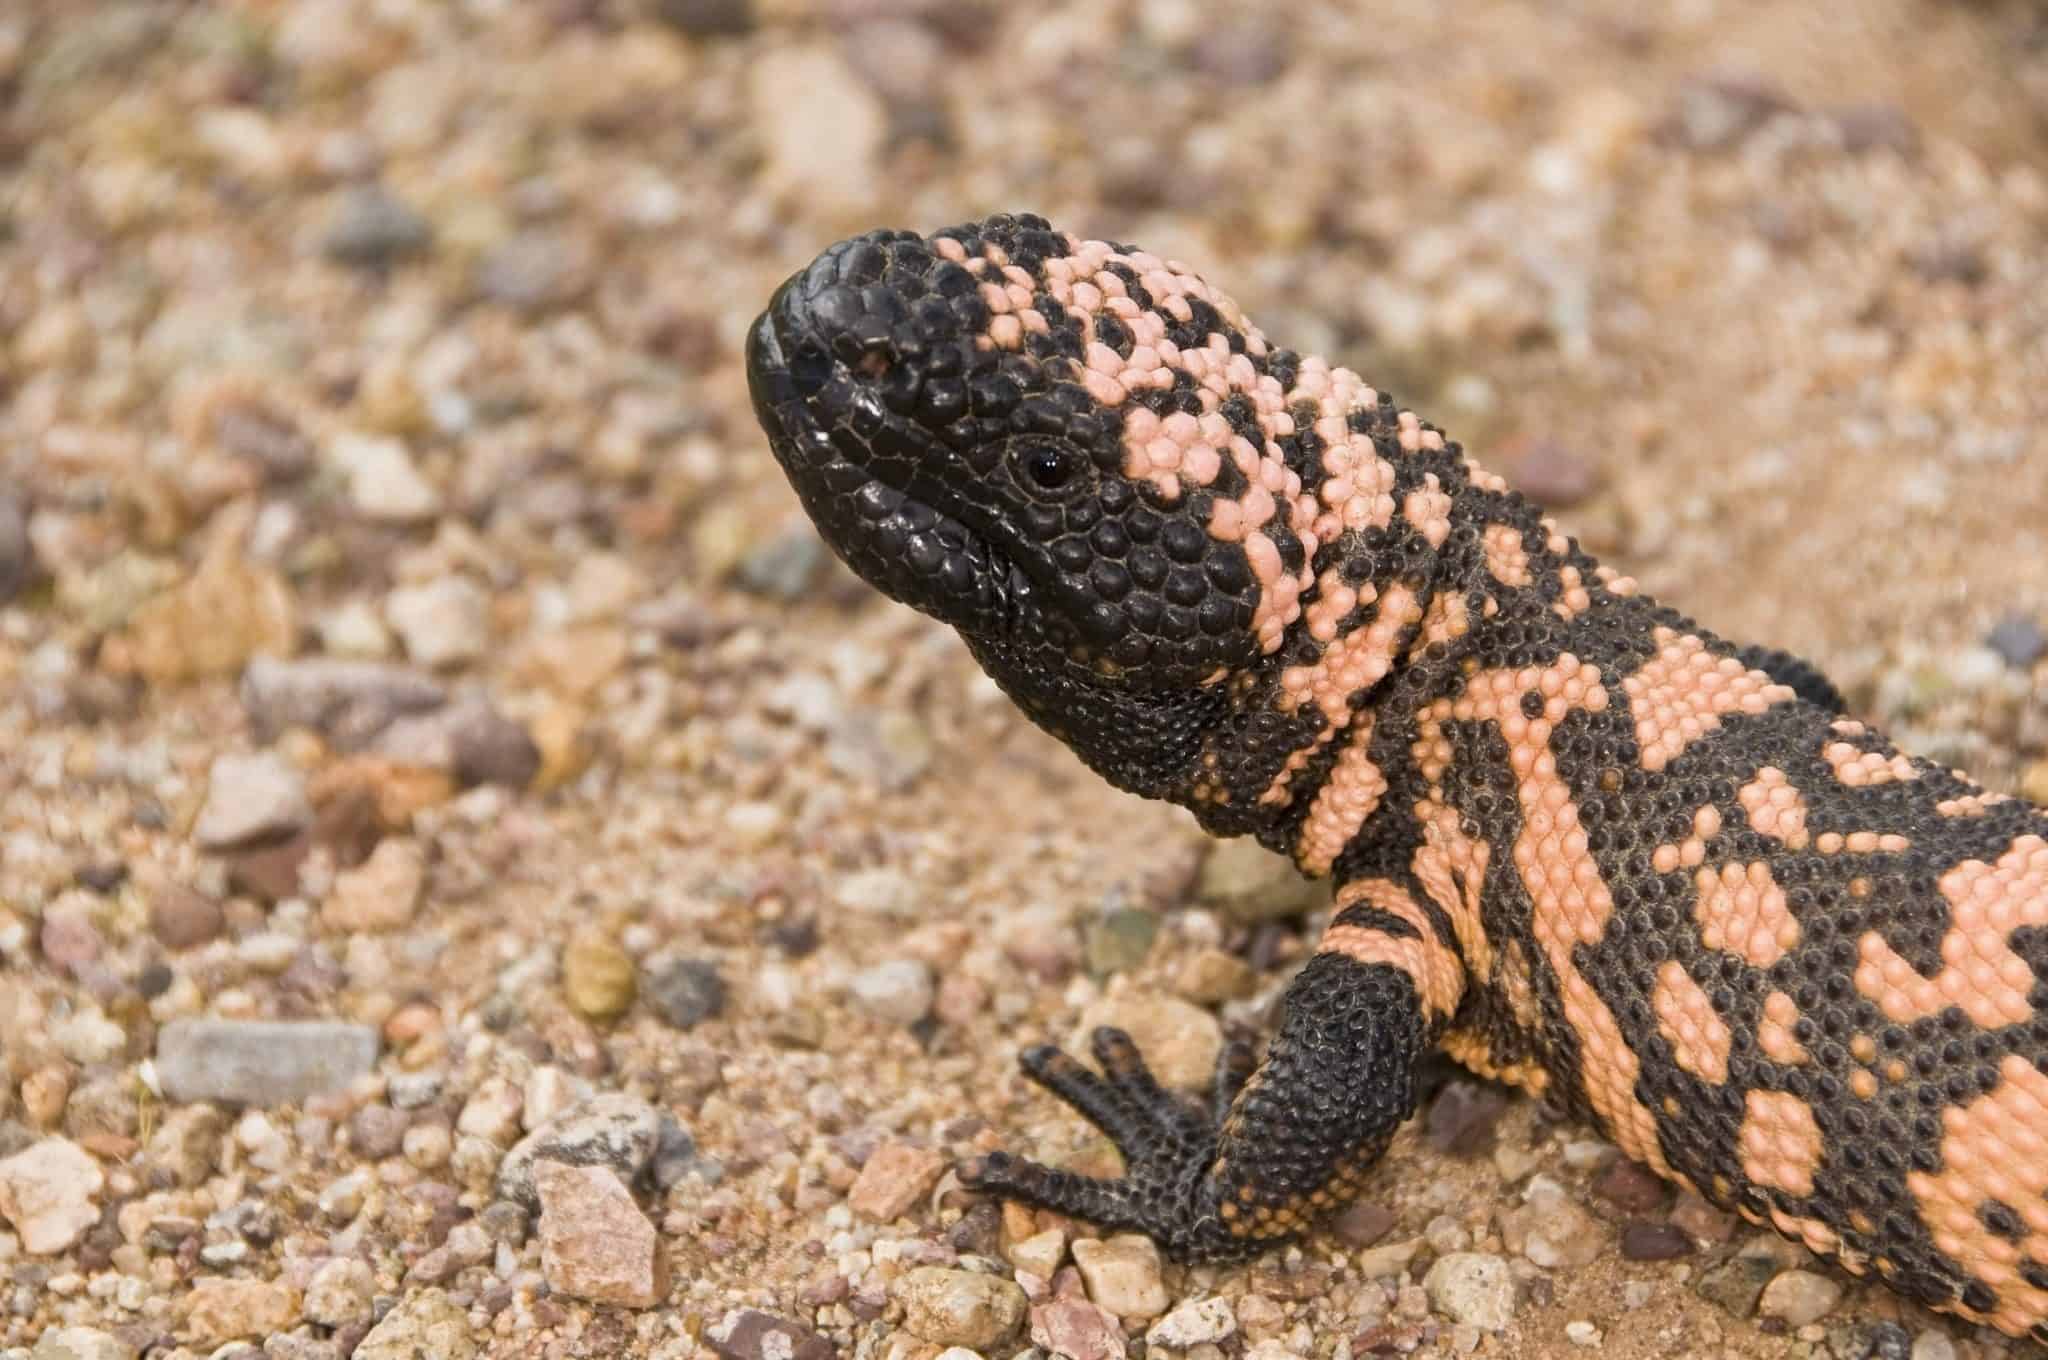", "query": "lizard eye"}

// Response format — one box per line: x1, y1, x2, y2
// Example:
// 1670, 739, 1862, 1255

1019, 443, 1079, 492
